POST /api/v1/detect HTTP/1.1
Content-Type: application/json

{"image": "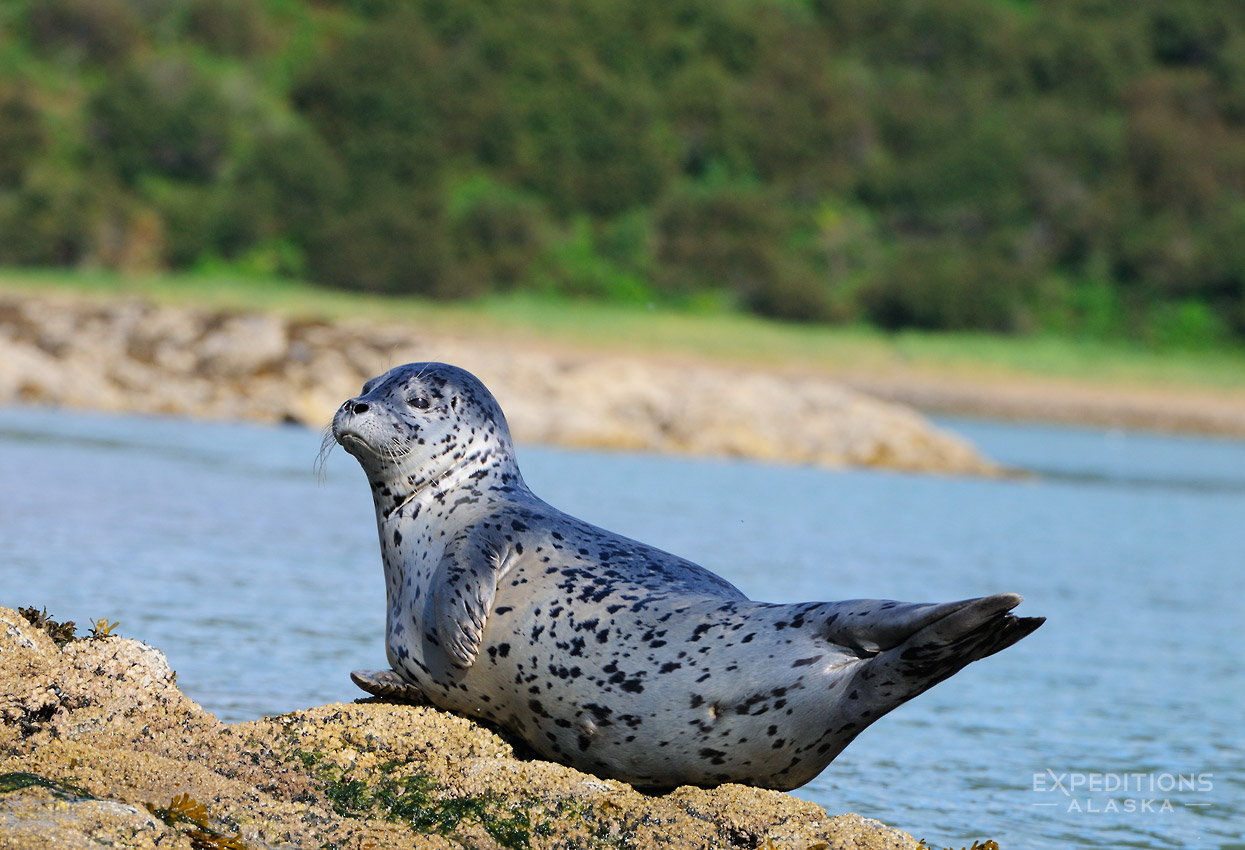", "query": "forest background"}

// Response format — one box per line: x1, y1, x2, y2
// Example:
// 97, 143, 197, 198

2, 0, 1243, 349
